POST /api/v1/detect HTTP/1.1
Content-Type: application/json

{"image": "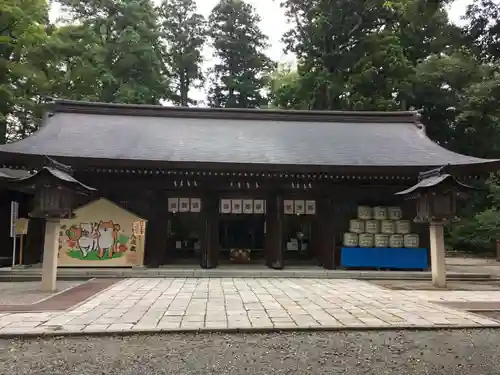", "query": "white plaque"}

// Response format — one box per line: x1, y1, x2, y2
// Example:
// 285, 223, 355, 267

220, 199, 231, 214
179, 198, 190, 212
232, 199, 242, 214
190, 198, 201, 212
243, 199, 253, 214
10, 201, 18, 238
168, 197, 179, 213
305, 200, 316, 215
294, 200, 305, 215
254, 199, 265, 214
284, 200, 294, 214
